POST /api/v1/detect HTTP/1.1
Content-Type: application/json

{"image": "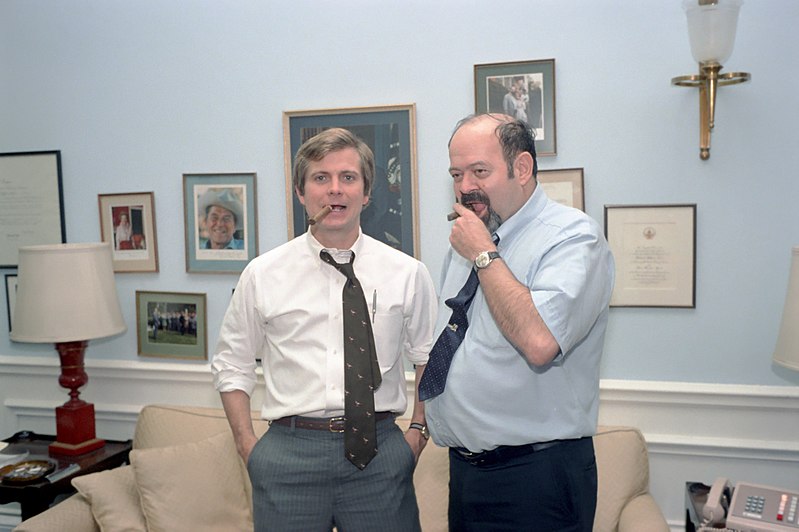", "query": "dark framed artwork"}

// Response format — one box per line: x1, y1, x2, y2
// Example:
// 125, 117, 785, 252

98, 192, 159, 273
537, 168, 585, 211
182, 173, 258, 274
135, 290, 207, 360
474, 59, 557, 156
604, 204, 697, 308
5, 274, 17, 332
0, 151, 66, 267
283, 104, 420, 258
